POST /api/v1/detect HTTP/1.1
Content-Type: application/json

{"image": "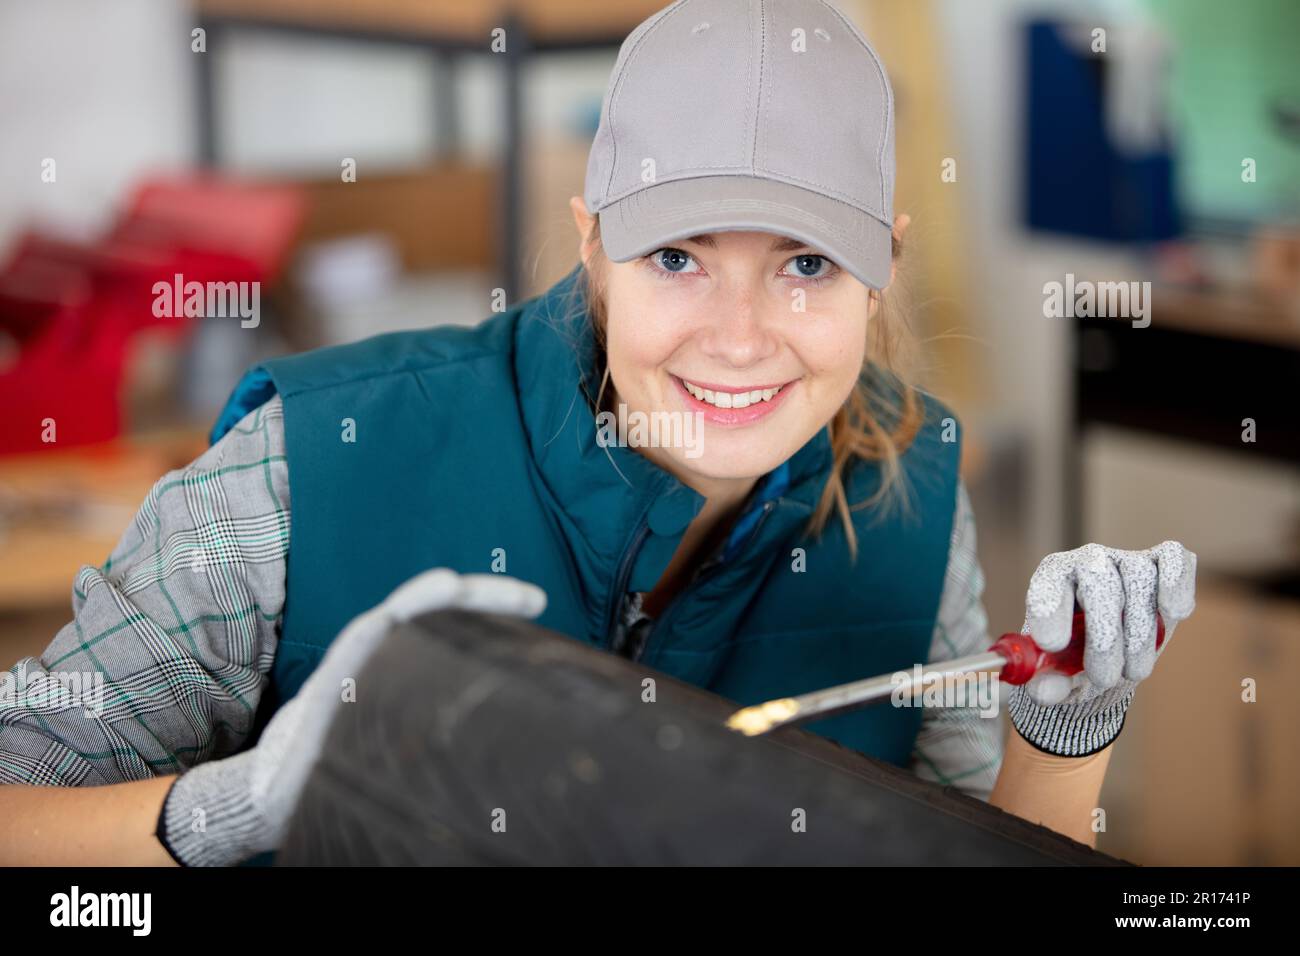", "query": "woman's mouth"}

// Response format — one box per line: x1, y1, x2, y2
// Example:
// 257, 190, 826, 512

670, 374, 797, 425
